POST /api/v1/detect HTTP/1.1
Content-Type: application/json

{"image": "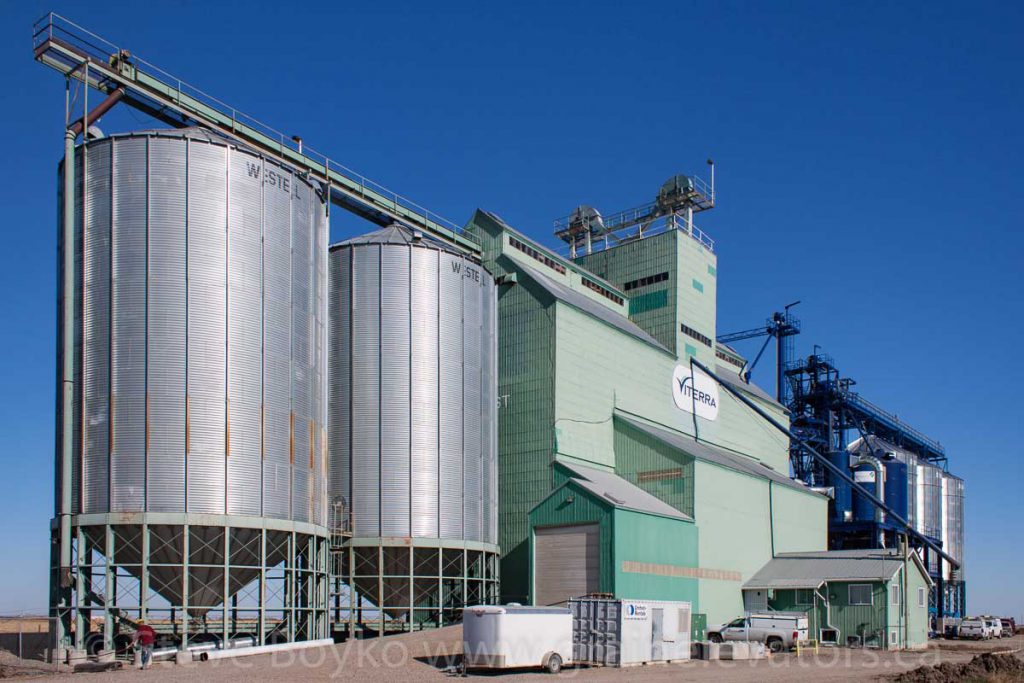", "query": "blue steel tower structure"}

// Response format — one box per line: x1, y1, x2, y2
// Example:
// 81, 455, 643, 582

718, 316, 966, 627
784, 354, 965, 626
